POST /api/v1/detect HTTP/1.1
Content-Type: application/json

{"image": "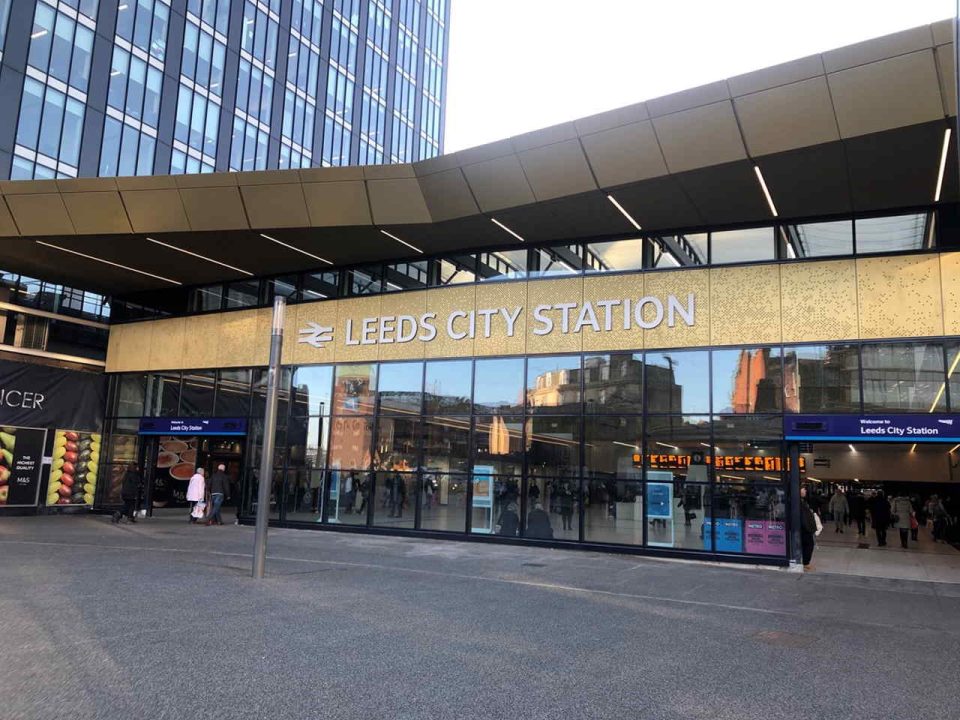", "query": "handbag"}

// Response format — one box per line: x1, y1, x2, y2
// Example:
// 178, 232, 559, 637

191, 501, 206, 519
814, 512, 823, 536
